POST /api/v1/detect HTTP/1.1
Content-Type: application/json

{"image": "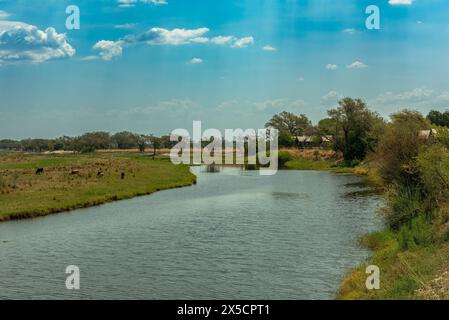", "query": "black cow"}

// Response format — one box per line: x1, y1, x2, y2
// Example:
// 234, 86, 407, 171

35, 168, 44, 175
